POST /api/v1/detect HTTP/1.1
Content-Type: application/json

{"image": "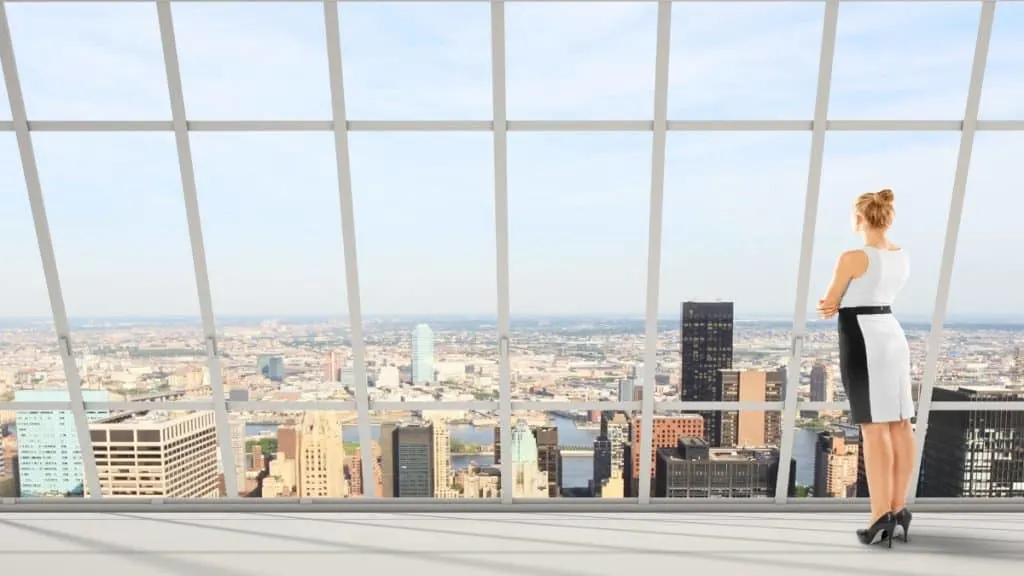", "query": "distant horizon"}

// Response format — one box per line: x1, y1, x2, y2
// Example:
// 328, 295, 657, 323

1, 312, 1023, 327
